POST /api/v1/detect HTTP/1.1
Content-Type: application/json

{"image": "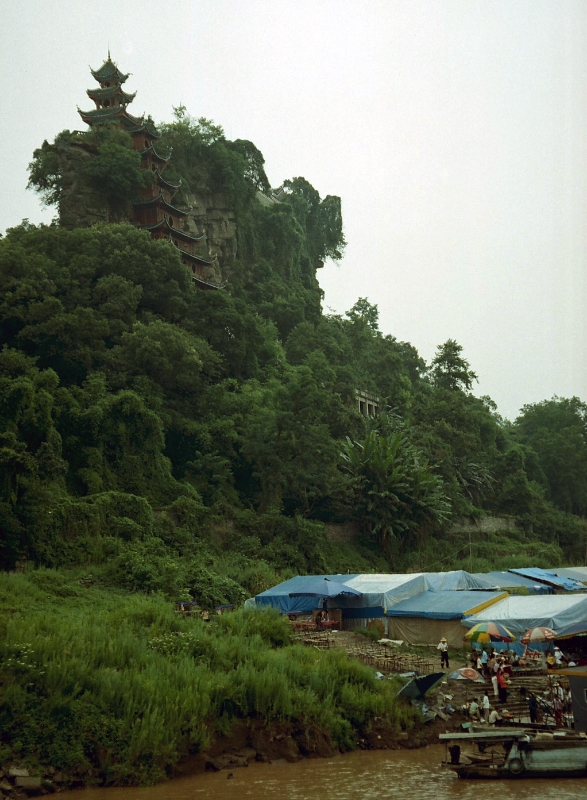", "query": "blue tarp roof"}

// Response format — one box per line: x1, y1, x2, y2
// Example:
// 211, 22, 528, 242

555, 568, 587, 585
386, 590, 507, 620
508, 568, 586, 592
254, 574, 360, 614
472, 571, 552, 595
255, 570, 499, 615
